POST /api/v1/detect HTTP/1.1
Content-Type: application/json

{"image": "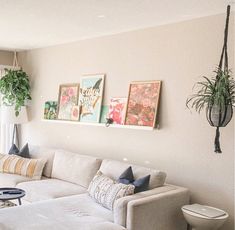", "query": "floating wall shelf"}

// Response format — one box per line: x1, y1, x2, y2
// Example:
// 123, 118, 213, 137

41, 119, 155, 131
